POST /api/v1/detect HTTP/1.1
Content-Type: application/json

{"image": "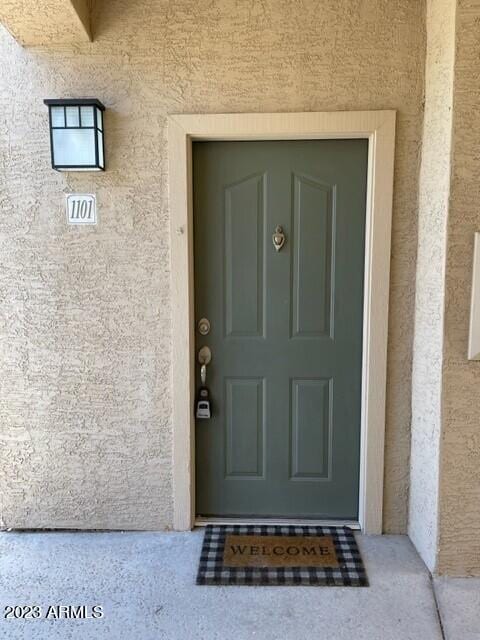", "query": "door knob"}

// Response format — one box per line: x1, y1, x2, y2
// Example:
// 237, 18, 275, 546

198, 346, 212, 385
